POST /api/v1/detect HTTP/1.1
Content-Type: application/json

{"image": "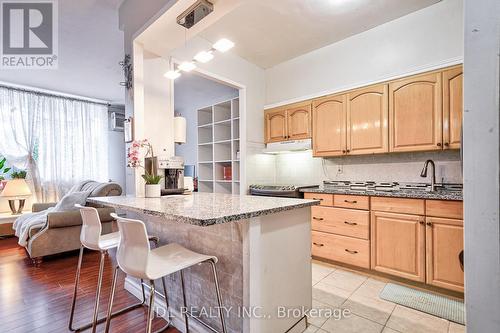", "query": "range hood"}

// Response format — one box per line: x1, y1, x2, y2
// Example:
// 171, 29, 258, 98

263, 139, 312, 154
